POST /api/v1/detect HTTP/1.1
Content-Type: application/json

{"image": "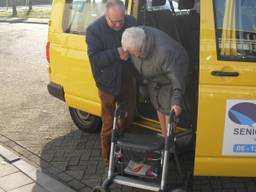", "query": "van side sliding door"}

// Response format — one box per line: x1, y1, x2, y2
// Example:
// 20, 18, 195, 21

195, 0, 256, 176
